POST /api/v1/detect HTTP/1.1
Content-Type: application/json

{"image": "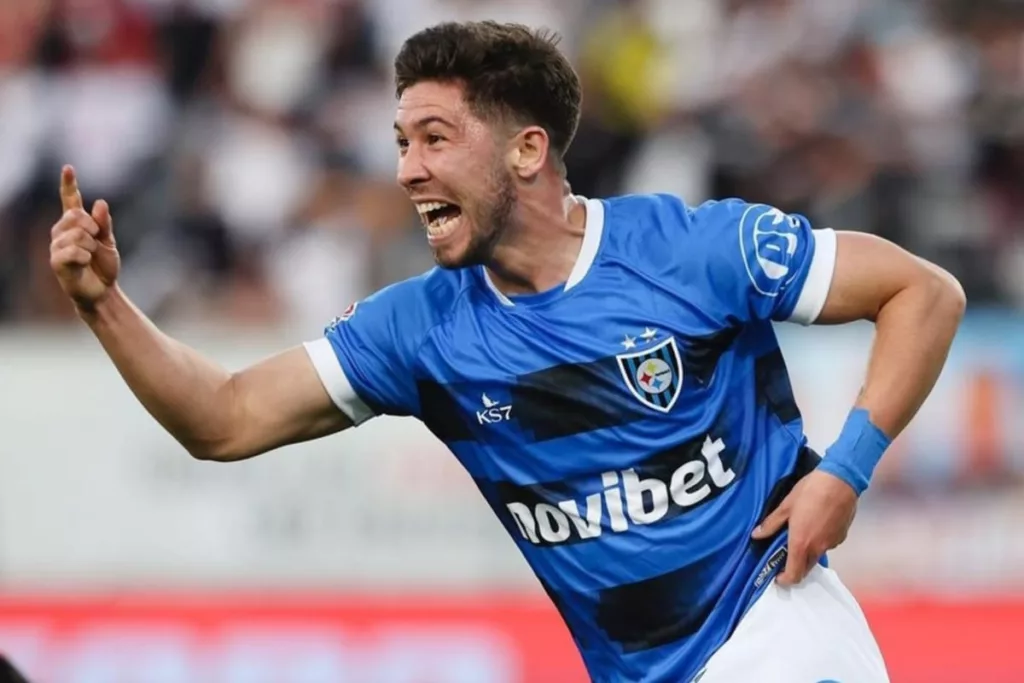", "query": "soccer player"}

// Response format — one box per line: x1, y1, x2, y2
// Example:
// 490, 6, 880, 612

49, 21, 964, 683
